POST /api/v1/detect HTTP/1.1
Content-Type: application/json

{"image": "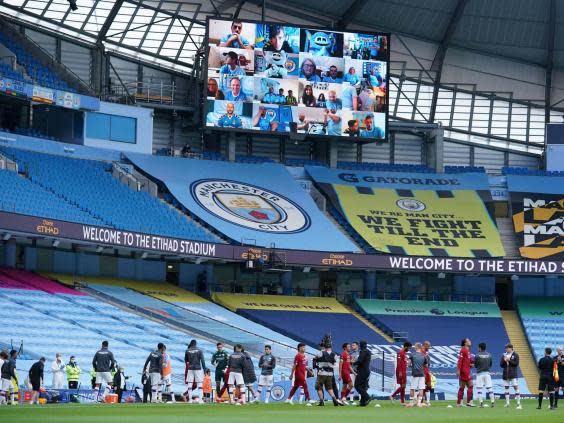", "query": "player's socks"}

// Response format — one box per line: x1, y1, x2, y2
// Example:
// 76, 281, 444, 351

228, 389, 234, 404
399, 388, 405, 403
467, 385, 473, 402
186, 388, 192, 403
169, 390, 176, 403
265, 388, 271, 403
549, 393, 555, 409
240, 387, 246, 404
391, 387, 402, 399
457, 386, 464, 405
298, 393, 304, 404
538, 393, 543, 409
515, 390, 521, 406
